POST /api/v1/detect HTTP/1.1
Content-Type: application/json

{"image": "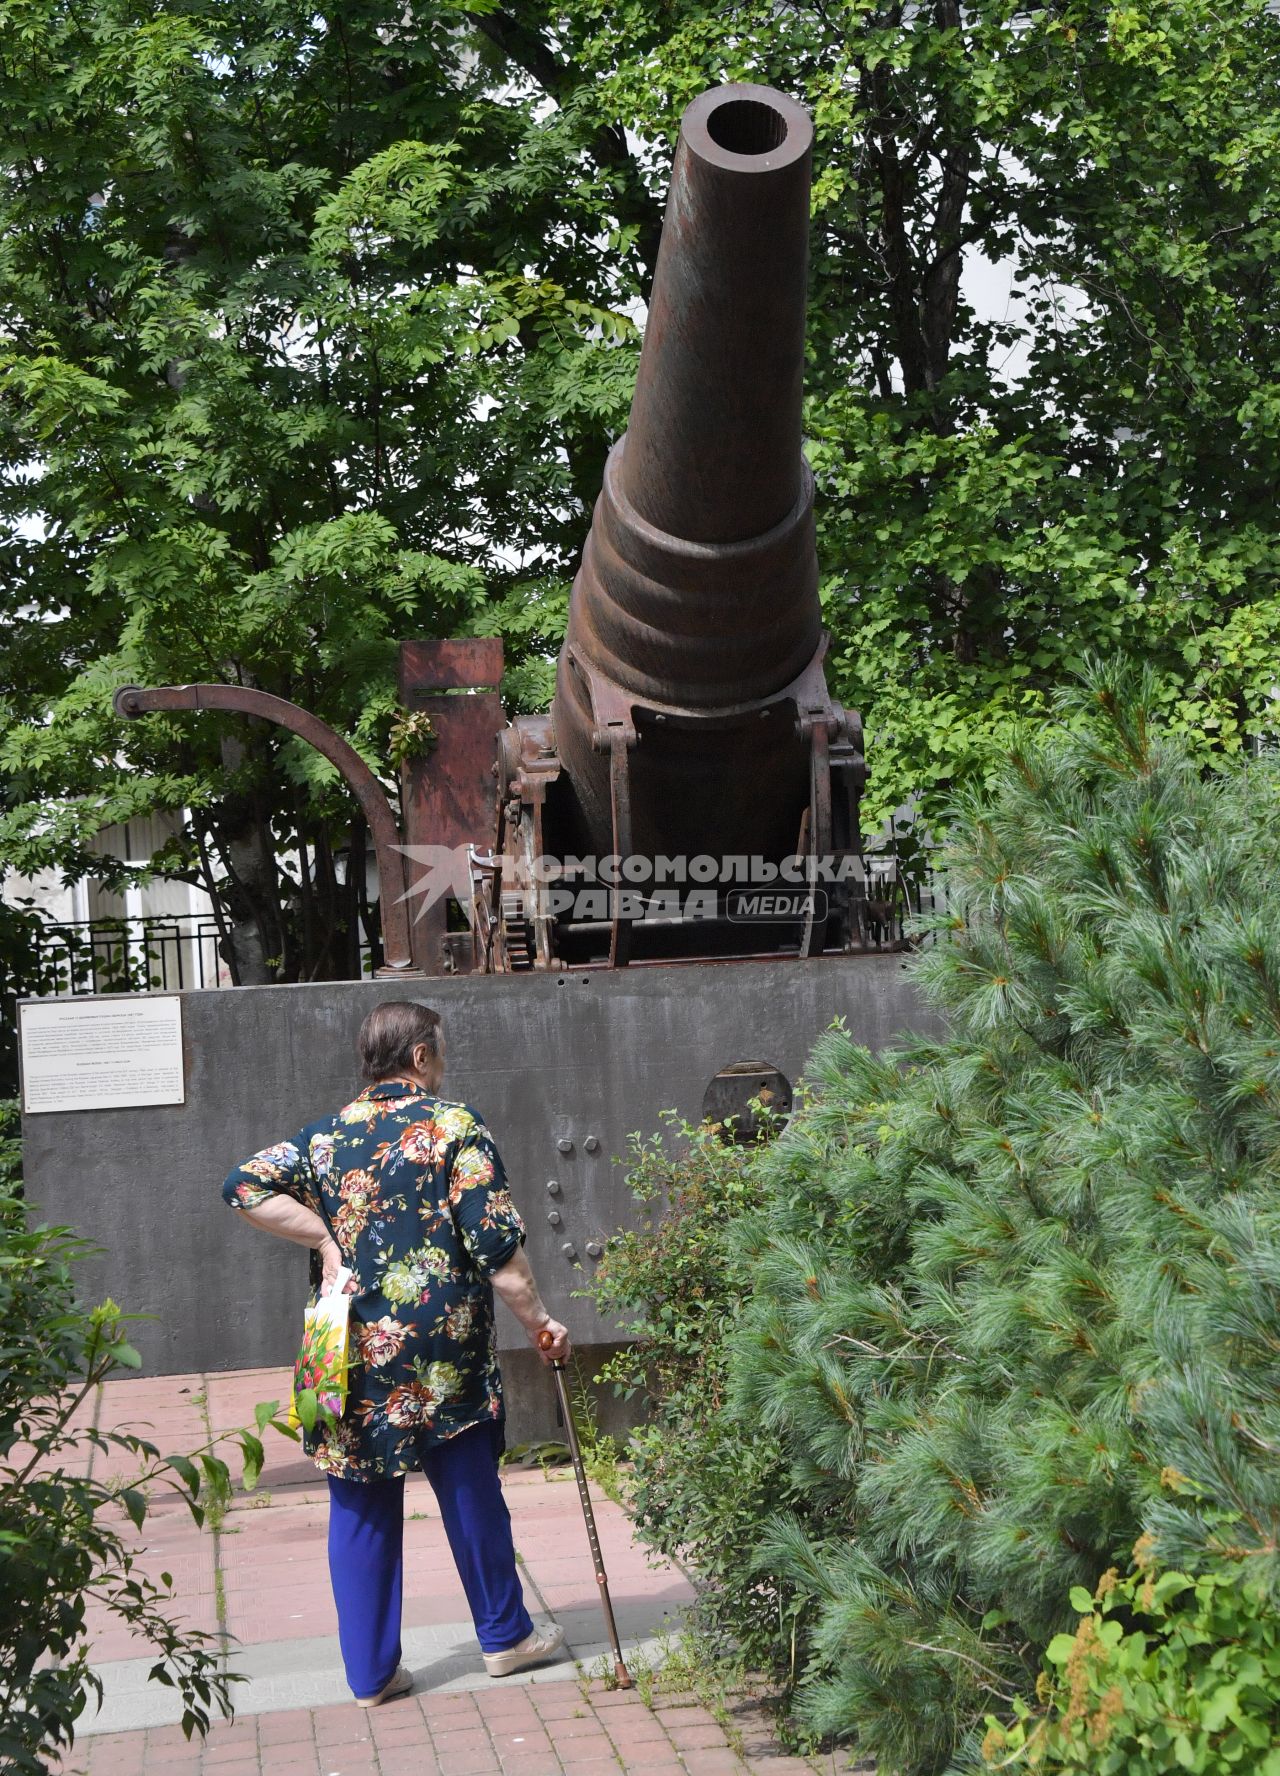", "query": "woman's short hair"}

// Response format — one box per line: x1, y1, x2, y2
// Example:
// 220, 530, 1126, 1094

358, 1001, 444, 1082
